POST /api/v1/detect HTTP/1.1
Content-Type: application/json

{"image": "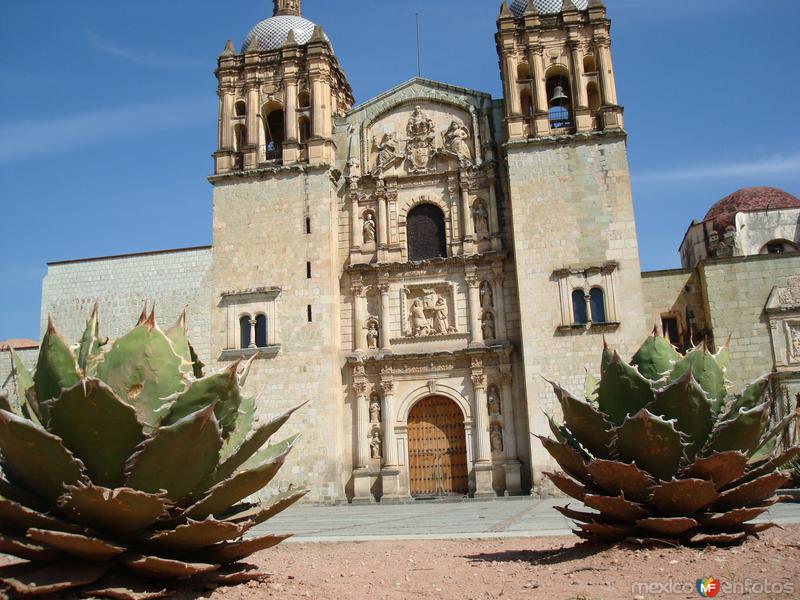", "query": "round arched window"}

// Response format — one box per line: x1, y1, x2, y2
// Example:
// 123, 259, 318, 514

407, 204, 447, 262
